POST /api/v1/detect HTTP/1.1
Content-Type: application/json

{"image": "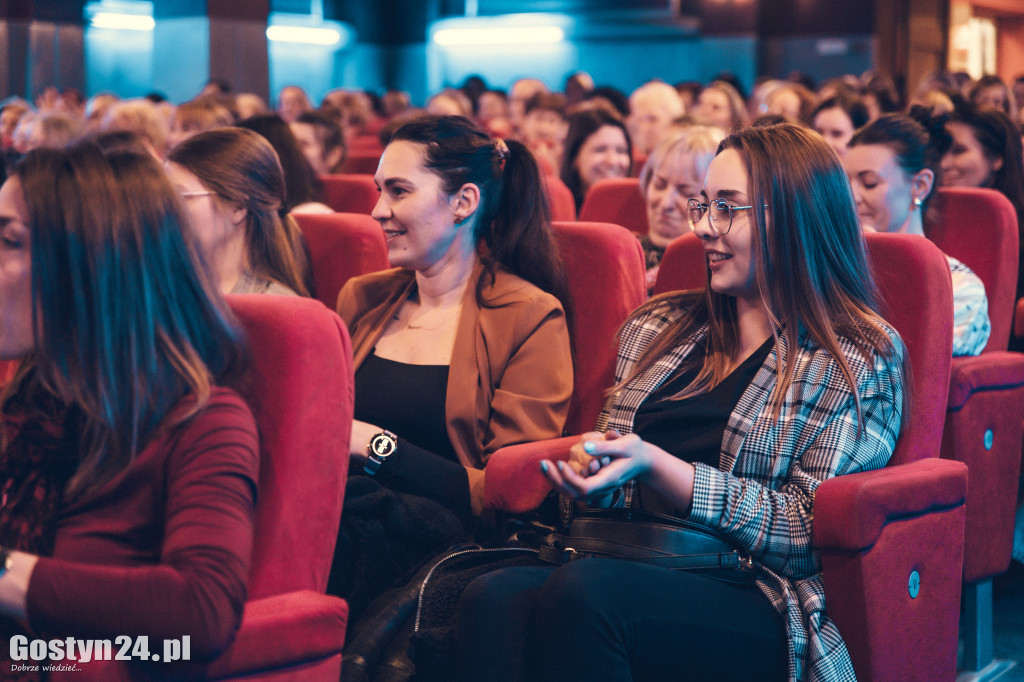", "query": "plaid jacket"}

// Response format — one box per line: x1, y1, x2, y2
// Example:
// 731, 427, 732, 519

596, 301, 905, 682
